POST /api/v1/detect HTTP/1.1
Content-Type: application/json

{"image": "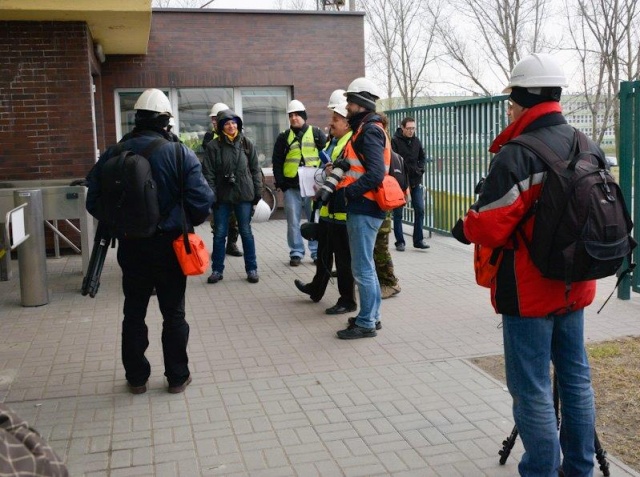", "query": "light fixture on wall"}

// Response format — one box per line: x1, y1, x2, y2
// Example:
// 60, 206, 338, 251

94, 43, 105, 63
